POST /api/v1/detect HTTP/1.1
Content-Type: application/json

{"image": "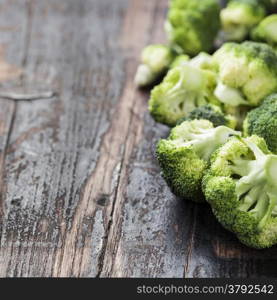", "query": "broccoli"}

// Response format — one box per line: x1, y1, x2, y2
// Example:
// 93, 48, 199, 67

251, 14, 277, 48
157, 119, 240, 202
189, 52, 216, 71
170, 54, 190, 69
203, 135, 277, 249
134, 44, 175, 87
223, 104, 252, 130
165, 0, 220, 56
177, 104, 237, 129
220, 0, 270, 41
149, 63, 219, 126
213, 41, 277, 108
244, 93, 277, 153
